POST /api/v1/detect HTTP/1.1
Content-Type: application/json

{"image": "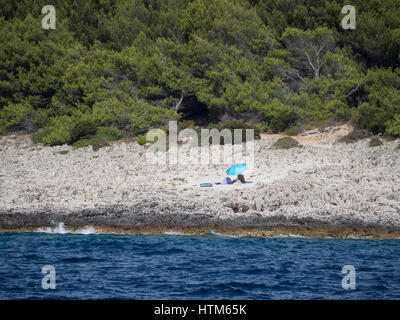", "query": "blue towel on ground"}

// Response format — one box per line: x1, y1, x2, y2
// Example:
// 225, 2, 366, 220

200, 183, 213, 187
